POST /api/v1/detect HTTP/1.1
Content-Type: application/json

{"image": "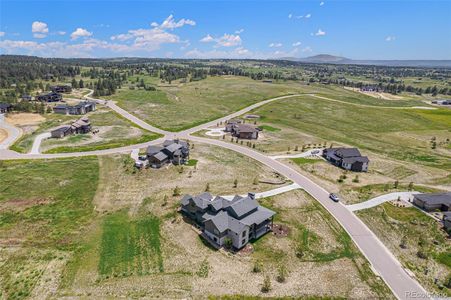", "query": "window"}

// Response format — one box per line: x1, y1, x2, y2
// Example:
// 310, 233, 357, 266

214, 229, 219, 235
214, 237, 218, 242
242, 231, 246, 238
242, 239, 246, 245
